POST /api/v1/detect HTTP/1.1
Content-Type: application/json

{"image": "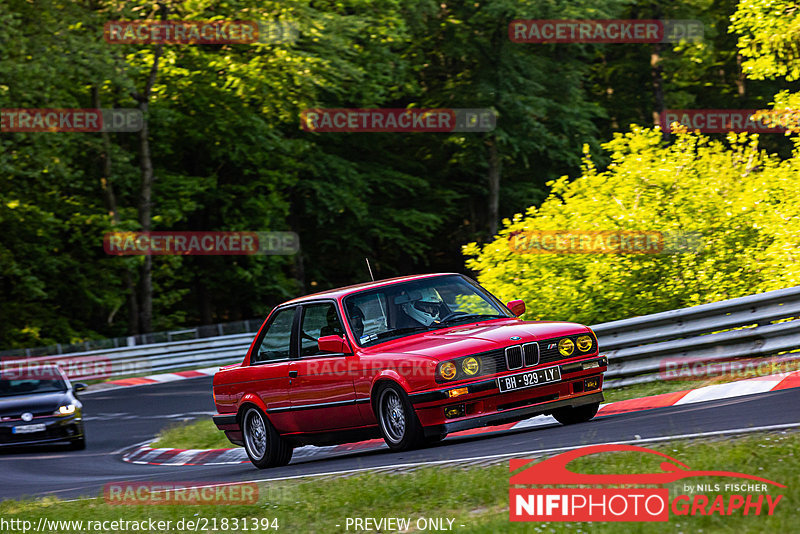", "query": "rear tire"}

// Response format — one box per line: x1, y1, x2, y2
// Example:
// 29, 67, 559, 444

241, 406, 293, 468
552, 402, 600, 425
375, 383, 425, 451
